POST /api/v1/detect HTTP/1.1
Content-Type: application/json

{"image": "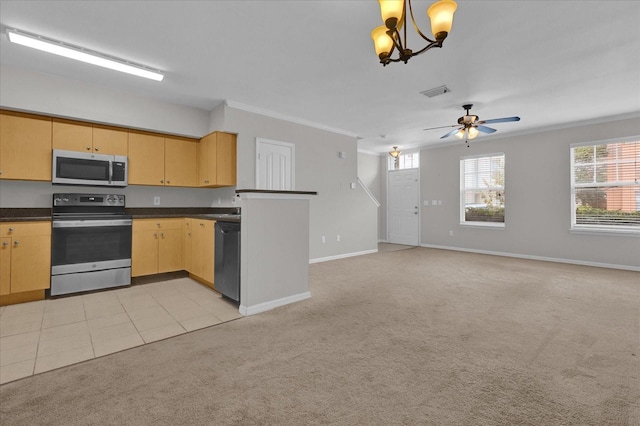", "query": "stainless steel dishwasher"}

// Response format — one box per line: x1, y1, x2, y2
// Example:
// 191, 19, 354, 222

214, 221, 240, 303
